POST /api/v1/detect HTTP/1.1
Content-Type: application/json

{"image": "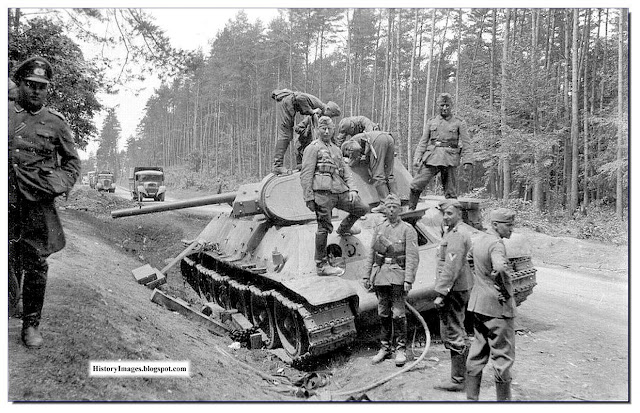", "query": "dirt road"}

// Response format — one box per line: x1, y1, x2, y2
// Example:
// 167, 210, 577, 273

6, 188, 629, 402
